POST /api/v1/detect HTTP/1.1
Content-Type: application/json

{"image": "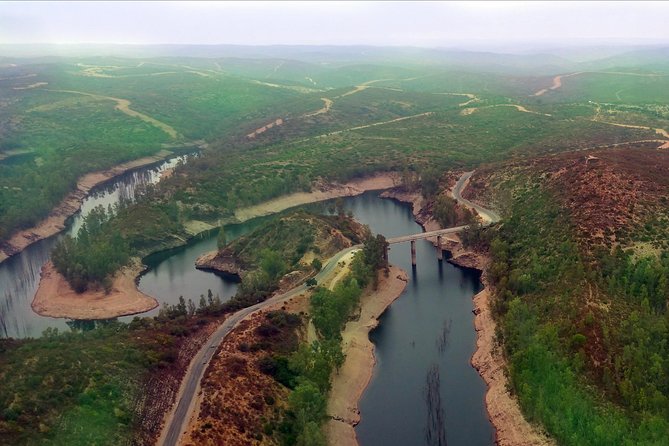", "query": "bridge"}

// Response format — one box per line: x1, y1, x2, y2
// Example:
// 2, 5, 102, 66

386, 225, 468, 245
384, 226, 468, 265
382, 170, 501, 265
